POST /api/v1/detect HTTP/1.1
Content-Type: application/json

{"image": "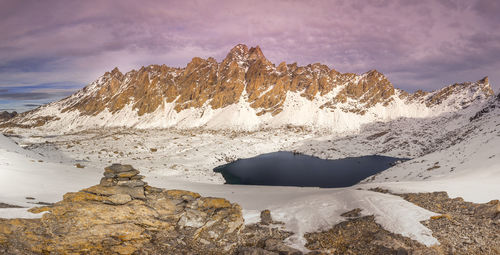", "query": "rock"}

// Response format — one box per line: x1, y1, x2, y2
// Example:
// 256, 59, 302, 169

106, 194, 132, 205
475, 200, 500, 219
105, 163, 135, 173
341, 208, 362, 218
116, 170, 140, 178
103, 171, 116, 178
260, 209, 273, 225
264, 239, 303, 255
304, 215, 437, 255
116, 179, 145, 188
85, 164, 147, 198
99, 177, 115, 186
0, 202, 24, 208
83, 184, 146, 199
238, 247, 278, 255
130, 174, 145, 180
398, 192, 500, 255
0, 164, 250, 254
0, 111, 17, 122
